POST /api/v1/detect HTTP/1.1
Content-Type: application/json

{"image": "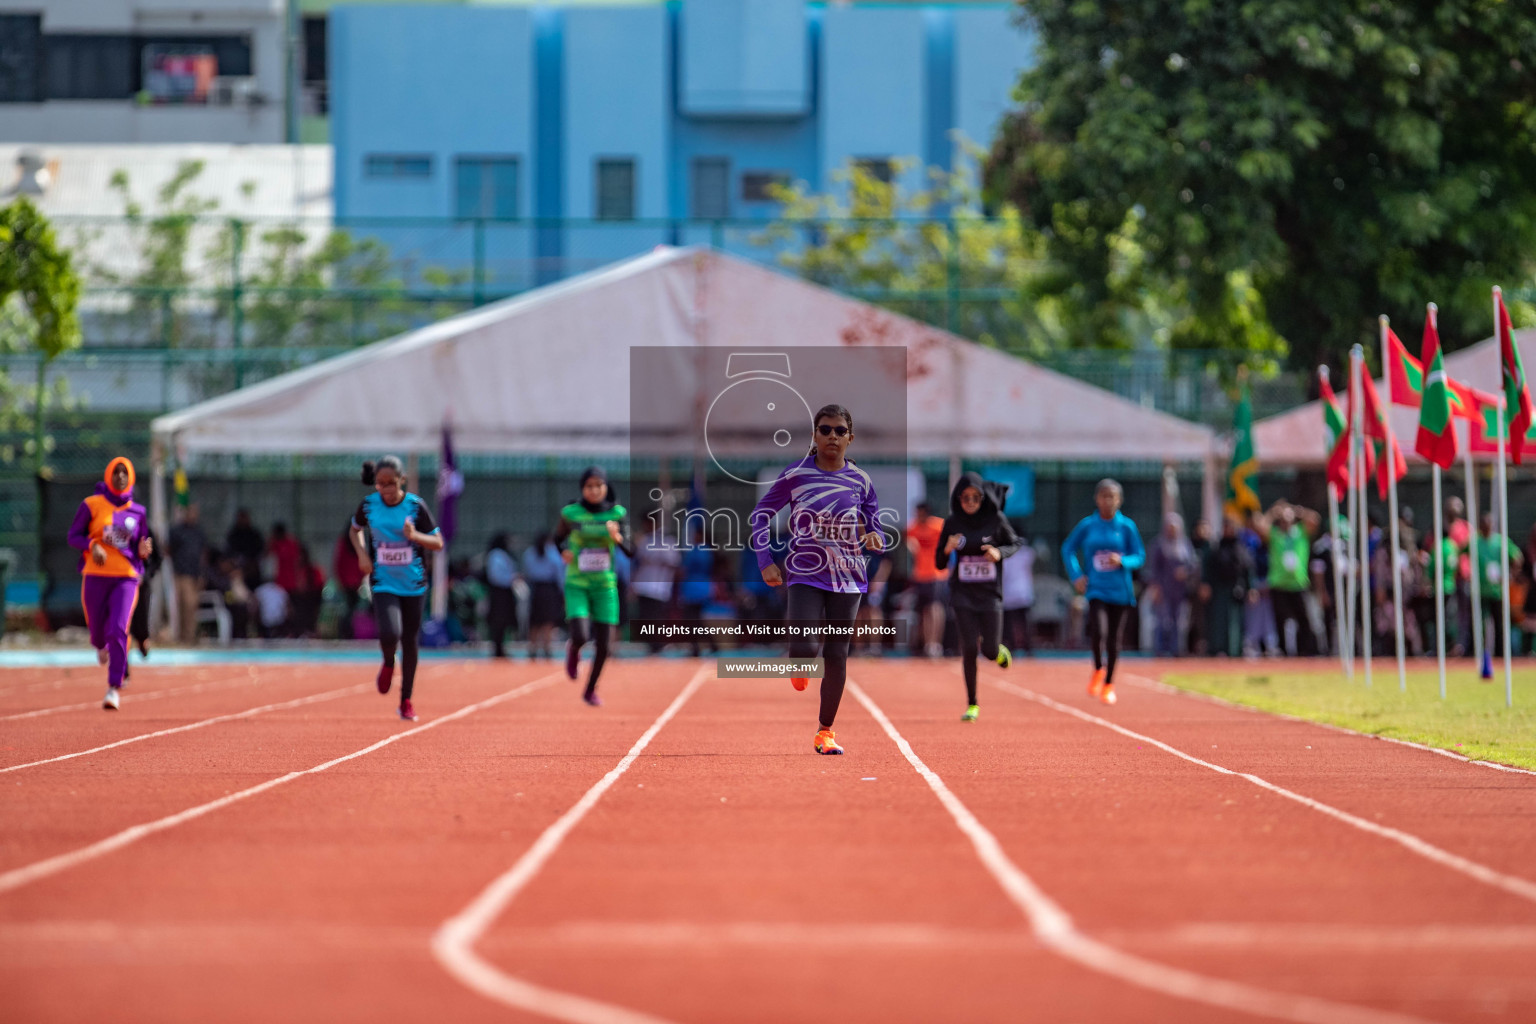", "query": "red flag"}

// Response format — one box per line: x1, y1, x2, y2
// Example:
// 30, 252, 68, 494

1321, 371, 1350, 499
1360, 370, 1406, 498
1384, 320, 1481, 419
1414, 307, 1458, 468
1496, 287, 1533, 464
